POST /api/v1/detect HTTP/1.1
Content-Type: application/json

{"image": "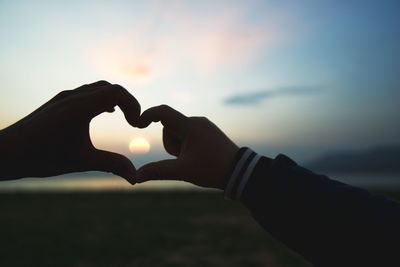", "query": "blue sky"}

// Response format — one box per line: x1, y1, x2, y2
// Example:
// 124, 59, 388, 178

1, 0, 399, 165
